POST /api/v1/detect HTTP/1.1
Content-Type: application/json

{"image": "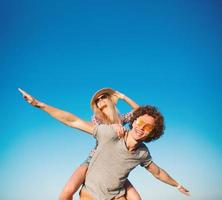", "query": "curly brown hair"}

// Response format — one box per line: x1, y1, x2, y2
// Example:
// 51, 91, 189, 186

129, 105, 165, 143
